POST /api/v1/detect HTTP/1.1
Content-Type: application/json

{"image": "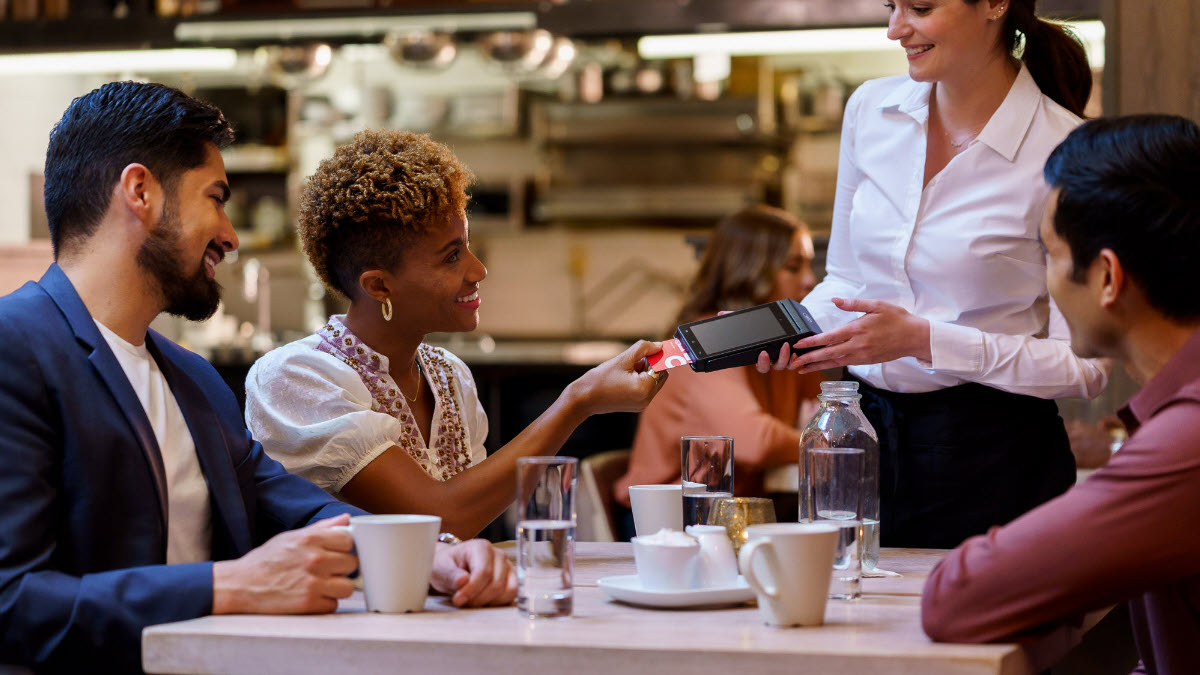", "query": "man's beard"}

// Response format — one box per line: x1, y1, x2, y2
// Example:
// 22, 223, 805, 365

136, 202, 223, 322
